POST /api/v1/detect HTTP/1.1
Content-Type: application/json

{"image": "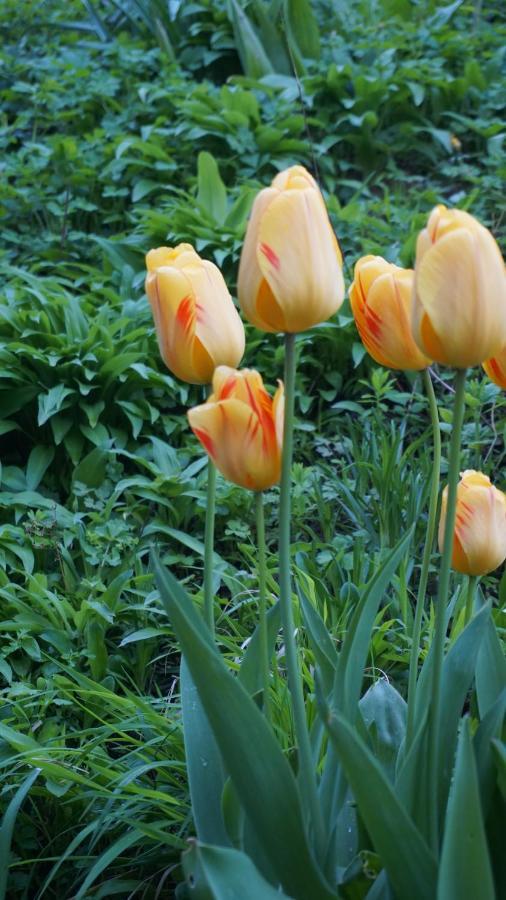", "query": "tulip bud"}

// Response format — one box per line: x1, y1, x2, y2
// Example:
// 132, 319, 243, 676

188, 366, 284, 492
238, 165, 345, 333
412, 205, 506, 368
349, 256, 431, 370
438, 470, 506, 576
145, 244, 245, 384
483, 345, 506, 389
